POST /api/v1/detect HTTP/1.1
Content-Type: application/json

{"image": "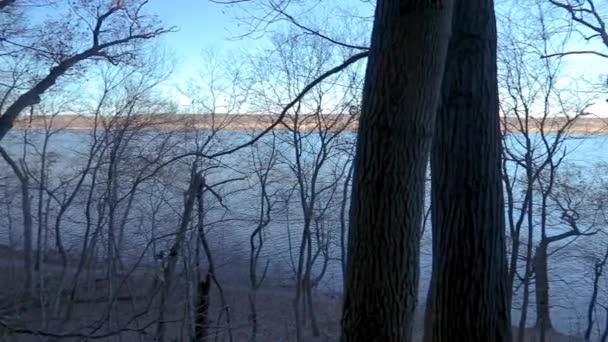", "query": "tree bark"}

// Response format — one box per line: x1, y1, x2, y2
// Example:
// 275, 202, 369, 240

424, 0, 511, 340
534, 242, 553, 333
341, 1, 453, 341
195, 274, 211, 342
